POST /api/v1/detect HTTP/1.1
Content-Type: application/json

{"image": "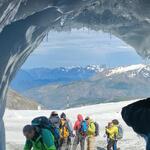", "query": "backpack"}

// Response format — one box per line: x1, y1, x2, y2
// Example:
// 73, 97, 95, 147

60, 119, 69, 139
79, 120, 88, 136
94, 122, 99, 136
116, 125, 123, 140
31, 116, 60, 148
